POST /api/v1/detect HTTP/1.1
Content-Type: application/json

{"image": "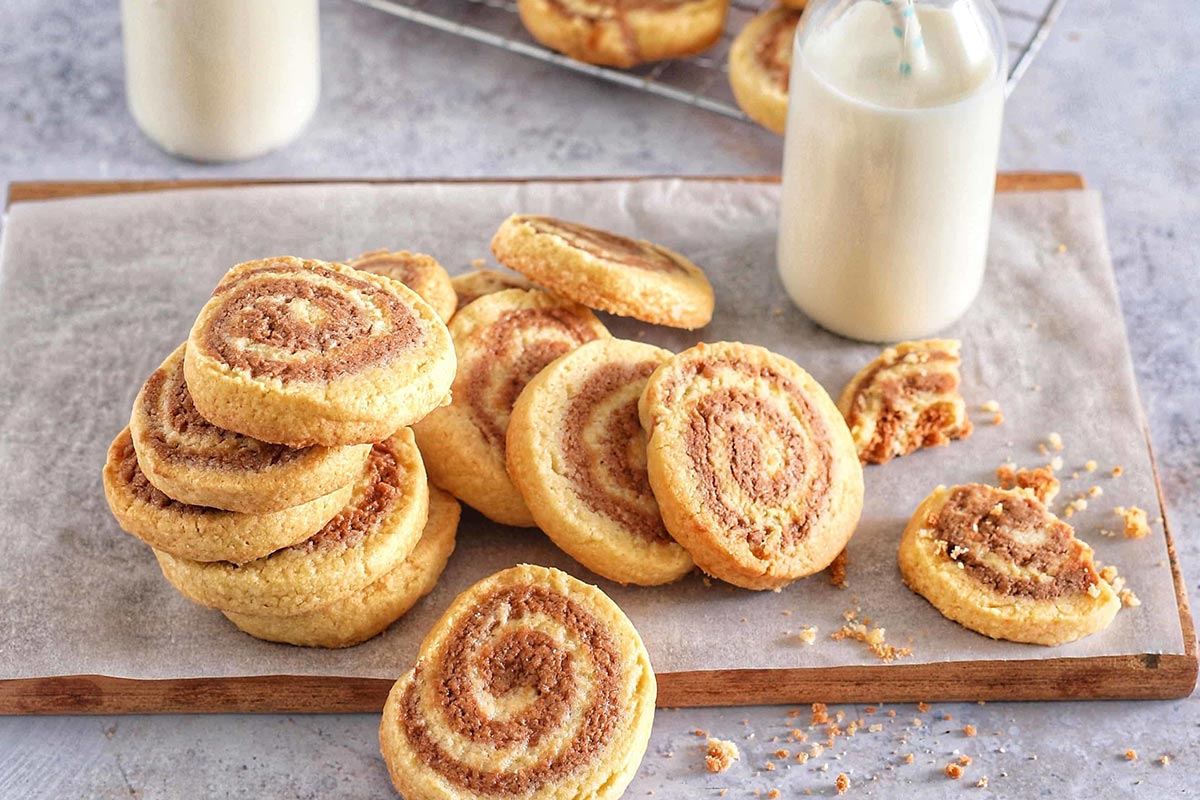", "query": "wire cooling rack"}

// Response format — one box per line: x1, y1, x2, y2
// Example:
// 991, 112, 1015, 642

351, 0, 1069, 122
